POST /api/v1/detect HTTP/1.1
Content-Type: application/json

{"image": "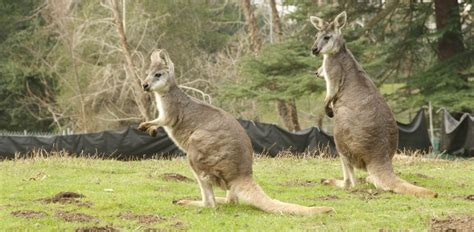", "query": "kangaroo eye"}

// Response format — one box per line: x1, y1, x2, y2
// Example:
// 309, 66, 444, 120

154, 73, 162, 78
323, 36, 331, 40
